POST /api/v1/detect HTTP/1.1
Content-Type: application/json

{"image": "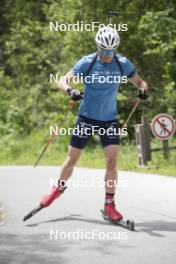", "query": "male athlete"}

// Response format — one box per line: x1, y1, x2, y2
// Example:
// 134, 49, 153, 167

37, 26, 148, 221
